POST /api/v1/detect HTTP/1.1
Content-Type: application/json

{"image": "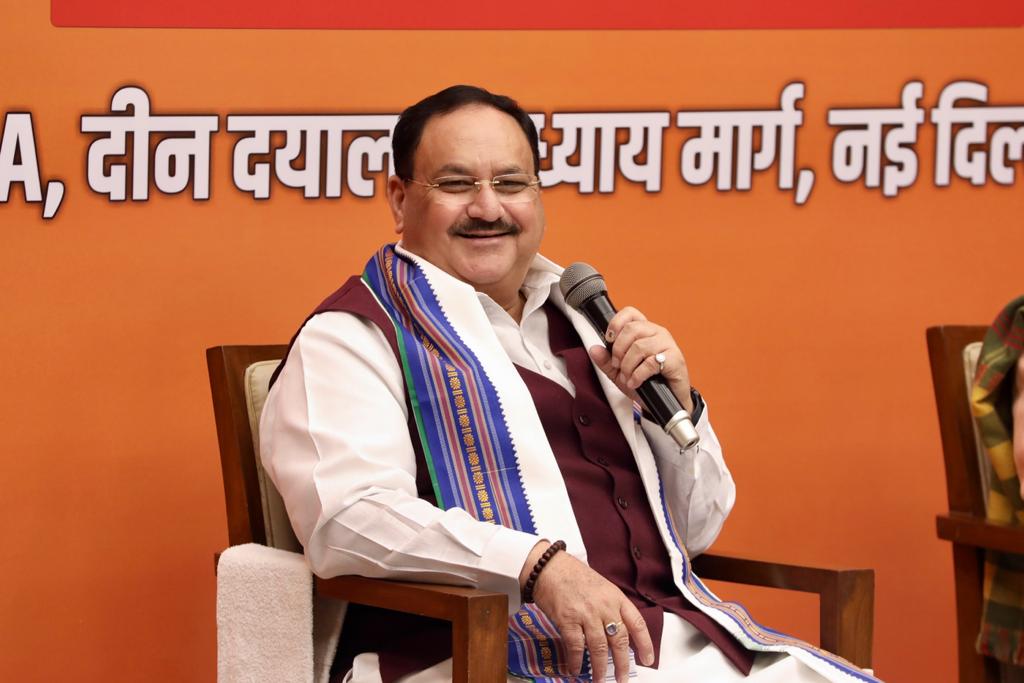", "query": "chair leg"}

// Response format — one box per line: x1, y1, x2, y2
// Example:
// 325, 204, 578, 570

451, 593, 507, 683
819, 569, 874, 668
952, 544, 1000, 683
